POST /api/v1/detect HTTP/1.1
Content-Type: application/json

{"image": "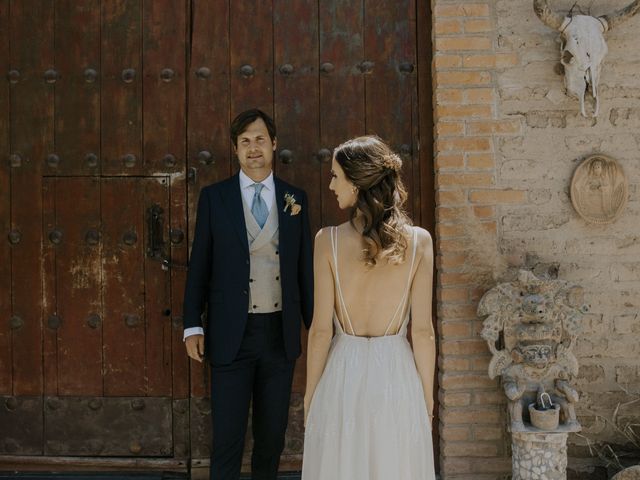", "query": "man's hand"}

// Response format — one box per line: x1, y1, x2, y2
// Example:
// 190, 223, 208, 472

185, 334, 205, 363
